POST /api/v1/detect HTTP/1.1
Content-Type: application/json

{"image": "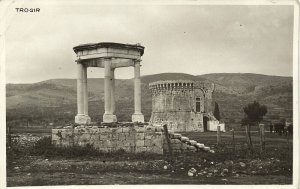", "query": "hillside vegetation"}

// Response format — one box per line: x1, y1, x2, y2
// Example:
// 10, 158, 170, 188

6, 73, 293, 128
